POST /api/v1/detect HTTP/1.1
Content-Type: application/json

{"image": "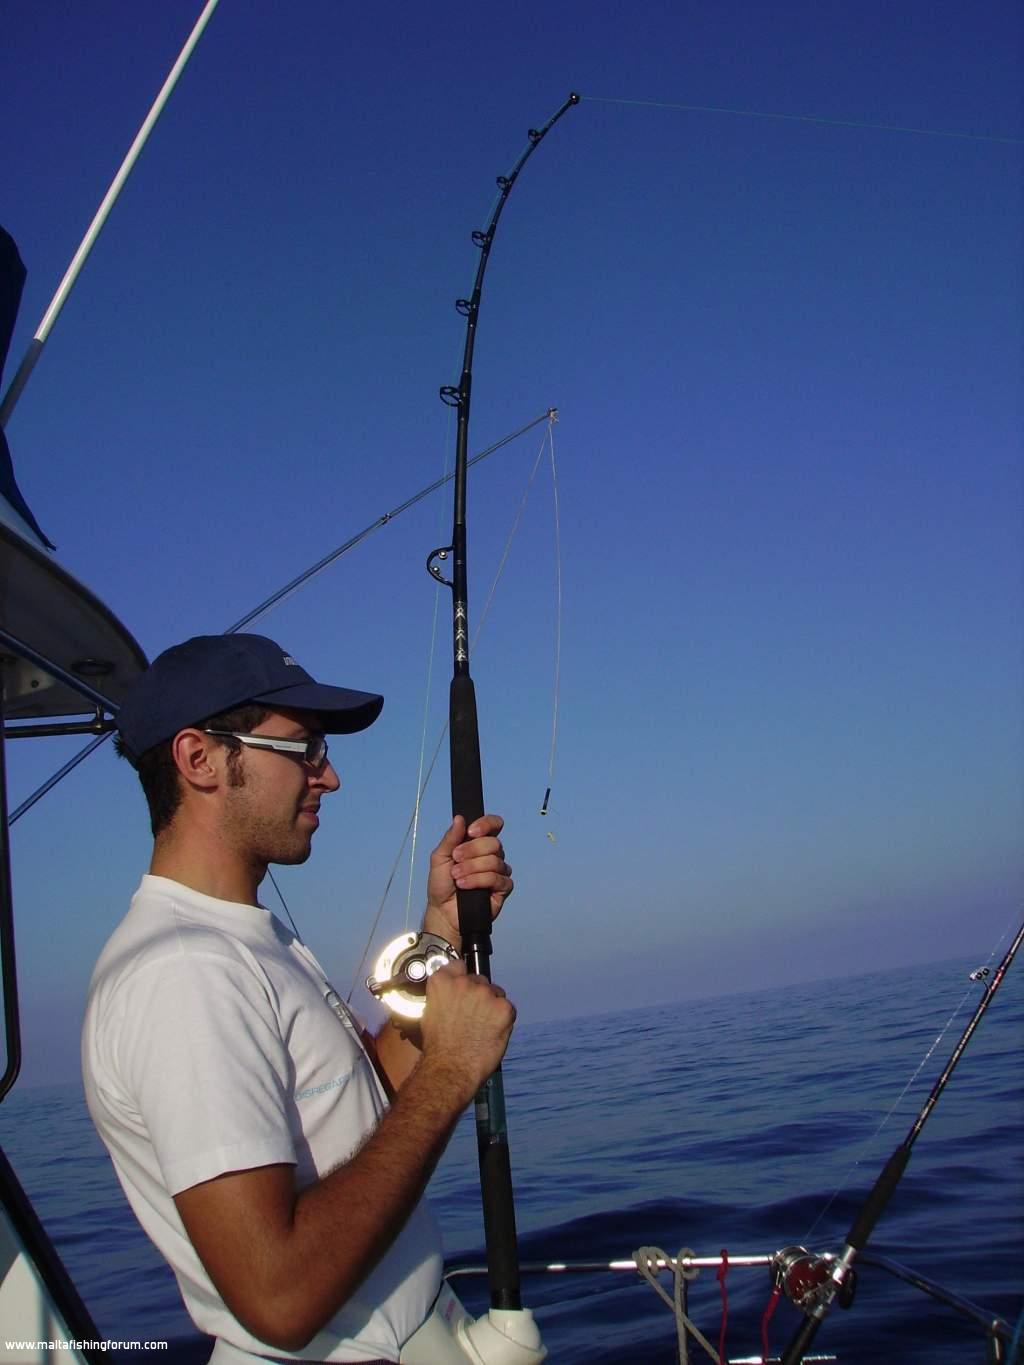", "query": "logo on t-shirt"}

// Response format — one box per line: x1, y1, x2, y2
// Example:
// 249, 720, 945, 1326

295, 1073, 350, 1102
